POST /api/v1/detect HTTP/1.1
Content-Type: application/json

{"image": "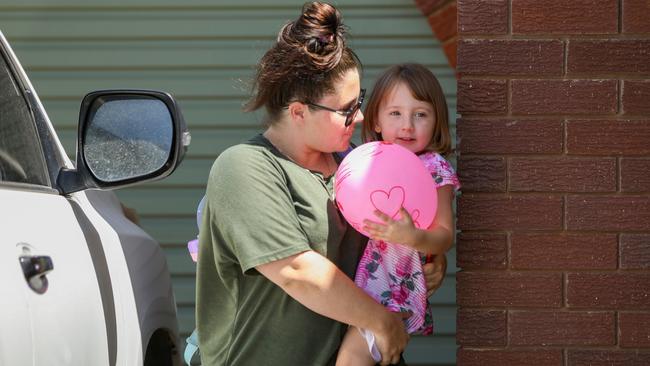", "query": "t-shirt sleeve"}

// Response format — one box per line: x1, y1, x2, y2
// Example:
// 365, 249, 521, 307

205, 145, 311, 274
429, 153, 461, 191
